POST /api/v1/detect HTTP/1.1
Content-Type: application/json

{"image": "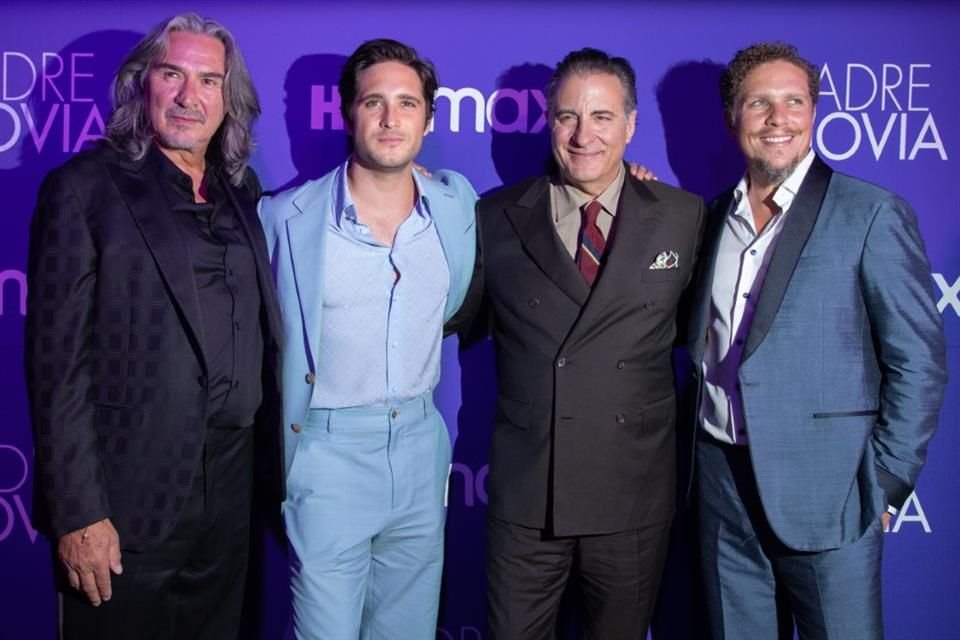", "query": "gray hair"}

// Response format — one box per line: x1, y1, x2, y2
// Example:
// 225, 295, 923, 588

105, 13, 260, 185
